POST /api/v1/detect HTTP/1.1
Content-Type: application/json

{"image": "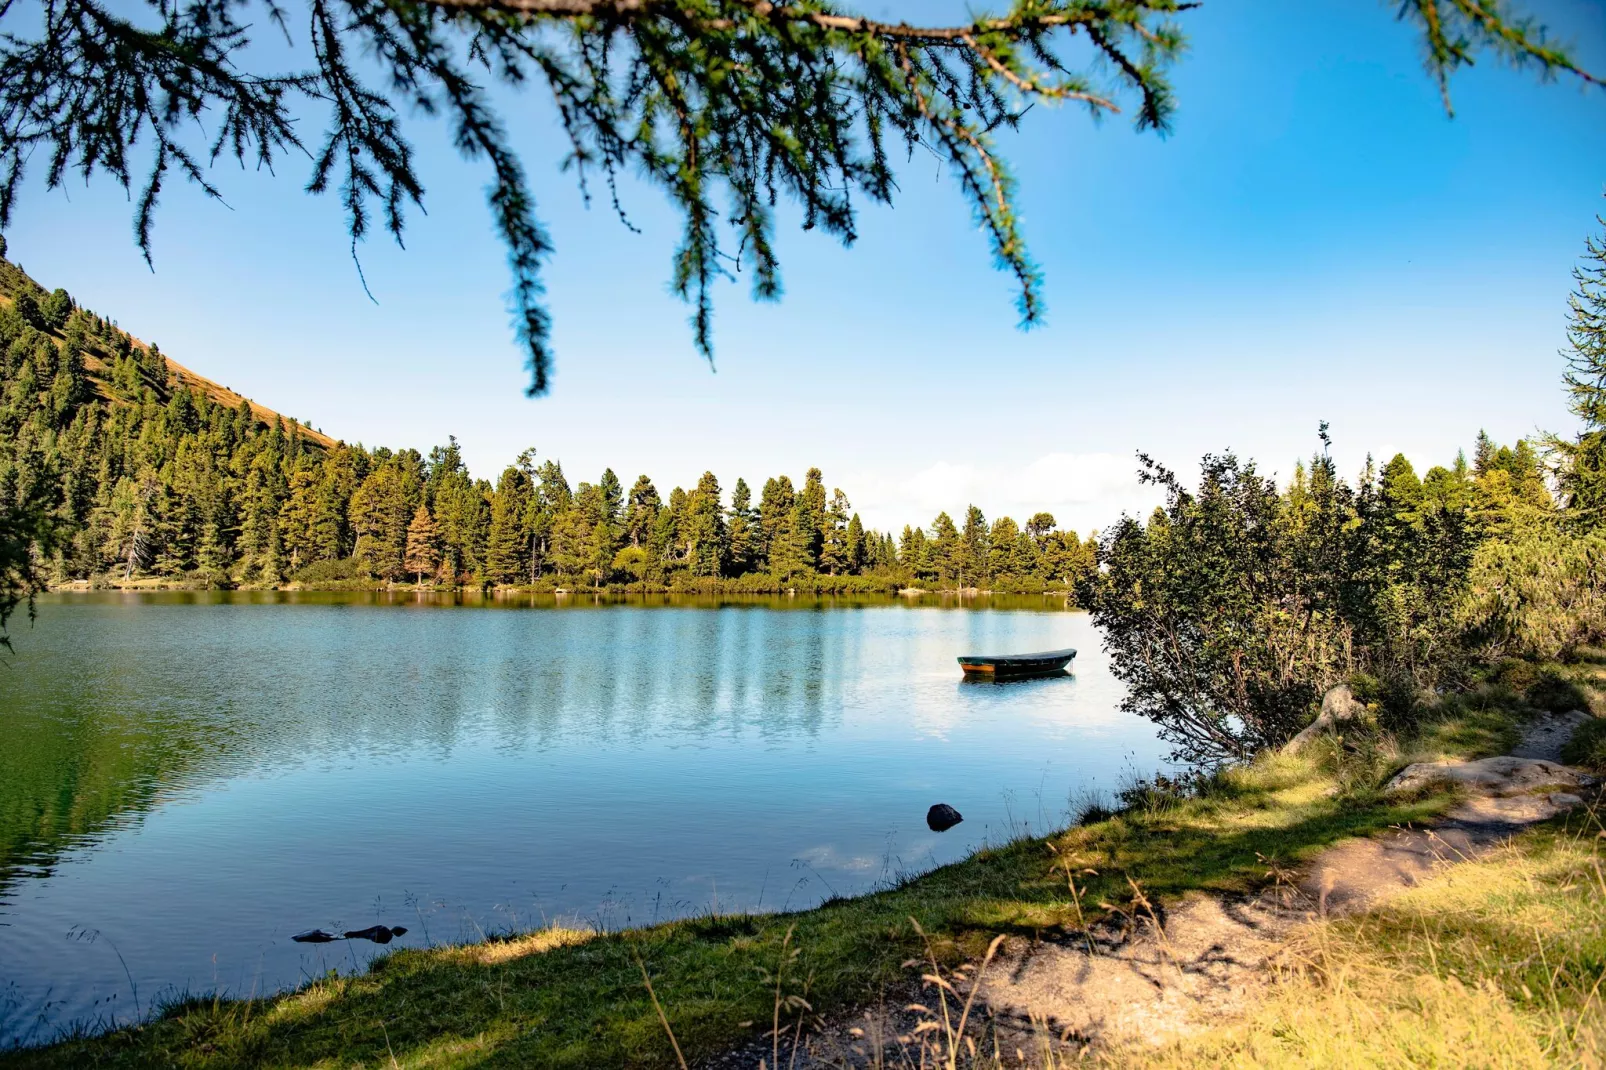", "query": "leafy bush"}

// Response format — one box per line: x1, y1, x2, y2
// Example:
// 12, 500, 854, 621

1461, 522, 1606, 660
1527, 669, 1589, 714
1560, 716, 1606, 770
291, 557, 373, 585
1489, 657, 1541, 695
1081, 452, 1339, 763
